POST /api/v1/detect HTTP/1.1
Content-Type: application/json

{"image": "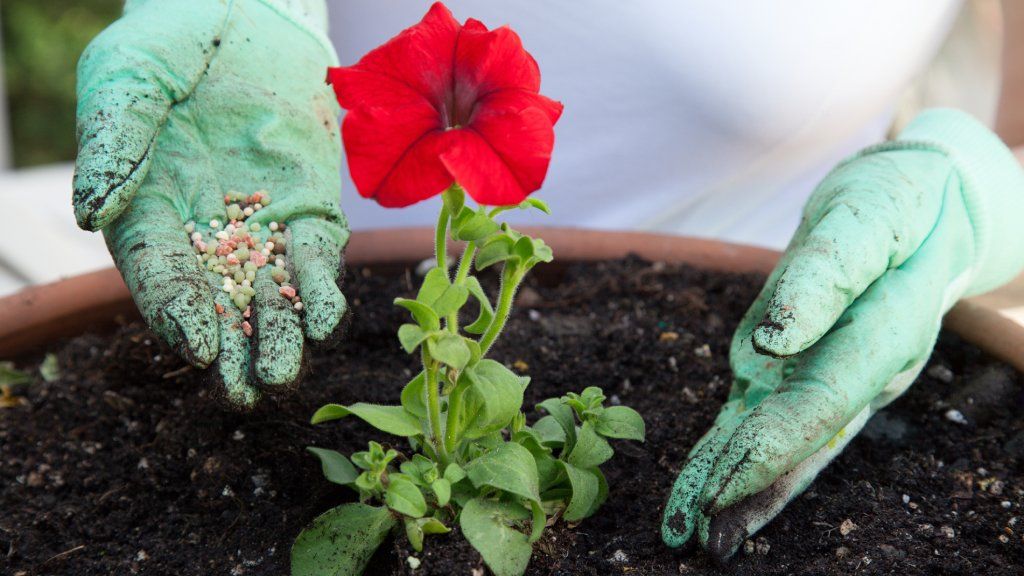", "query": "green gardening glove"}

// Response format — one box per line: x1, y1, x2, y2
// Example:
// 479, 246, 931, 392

73, 0, 348, 408
662, 109, 1024, 561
